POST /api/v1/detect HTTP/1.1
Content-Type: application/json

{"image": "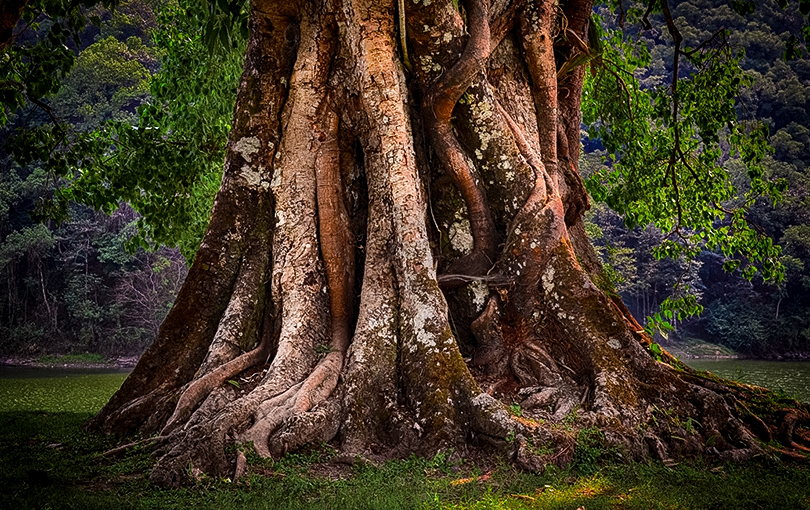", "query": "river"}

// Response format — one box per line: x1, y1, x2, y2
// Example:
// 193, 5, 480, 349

687, 359, 810, 403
